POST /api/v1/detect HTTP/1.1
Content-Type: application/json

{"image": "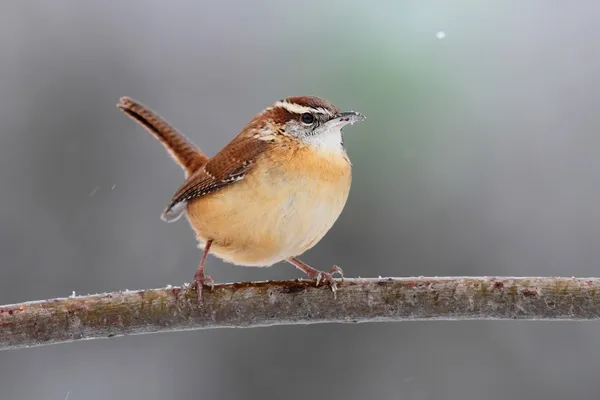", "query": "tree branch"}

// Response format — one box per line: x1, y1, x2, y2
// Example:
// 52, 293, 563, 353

2, 276, 600, 351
